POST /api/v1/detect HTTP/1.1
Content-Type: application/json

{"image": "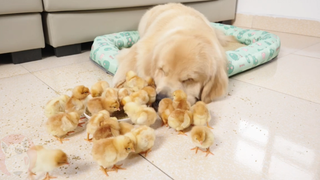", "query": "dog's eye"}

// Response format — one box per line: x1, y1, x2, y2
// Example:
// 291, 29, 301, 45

182, 78, 194, 83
